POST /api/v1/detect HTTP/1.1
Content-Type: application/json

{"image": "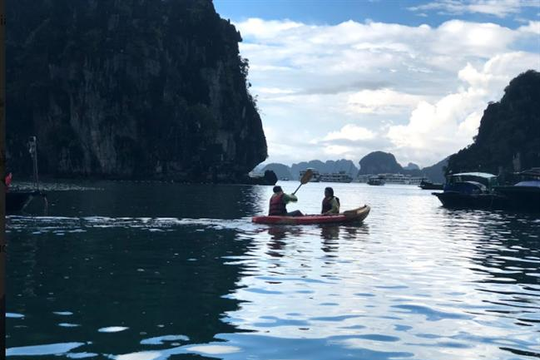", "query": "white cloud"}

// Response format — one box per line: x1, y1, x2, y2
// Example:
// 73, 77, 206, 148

387, 52, 540, 164
518, 20, 540, 35
238, 18, 303, 40
233, 17, 540, 166
347, 89, 424, 114
409, 0, 540, 18
323, 145, 353, 156
323, 125, 376, 141
253, 87, 296, 95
